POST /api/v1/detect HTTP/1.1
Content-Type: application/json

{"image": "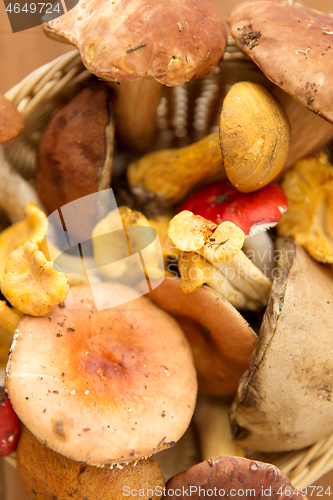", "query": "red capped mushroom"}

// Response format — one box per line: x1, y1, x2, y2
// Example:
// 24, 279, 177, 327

178, 180, 288, 277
